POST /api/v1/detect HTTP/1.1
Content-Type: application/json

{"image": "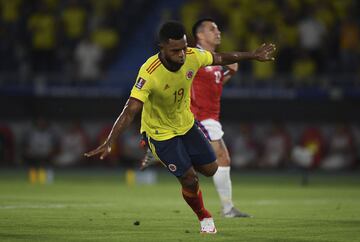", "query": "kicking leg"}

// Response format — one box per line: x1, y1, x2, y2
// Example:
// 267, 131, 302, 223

178, 166, 217, 233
